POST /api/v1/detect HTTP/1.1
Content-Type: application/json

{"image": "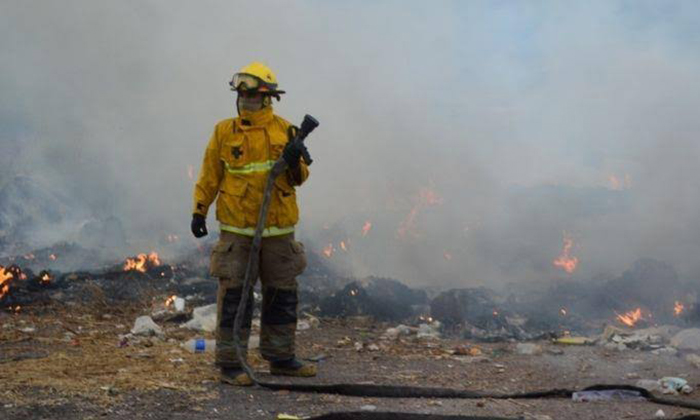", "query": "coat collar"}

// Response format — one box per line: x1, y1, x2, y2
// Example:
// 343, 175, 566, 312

237, 106, 274, 130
